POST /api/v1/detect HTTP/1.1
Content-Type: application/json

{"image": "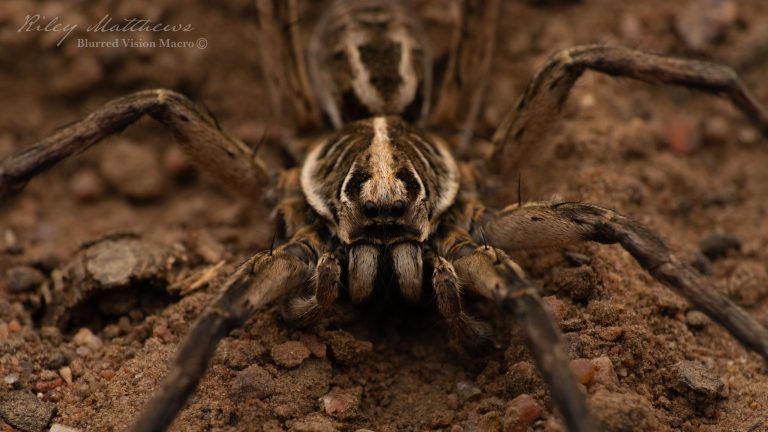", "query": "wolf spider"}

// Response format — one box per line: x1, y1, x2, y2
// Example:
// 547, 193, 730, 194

2, 1, 768, 431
